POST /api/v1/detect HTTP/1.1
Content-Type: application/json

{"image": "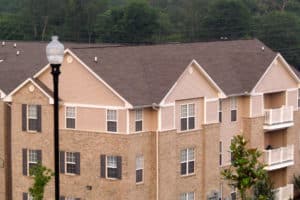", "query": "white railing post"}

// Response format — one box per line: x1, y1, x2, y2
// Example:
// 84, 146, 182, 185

269, 110, 272, 124
280, 147, 284, 163
268, 150, 271, 165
